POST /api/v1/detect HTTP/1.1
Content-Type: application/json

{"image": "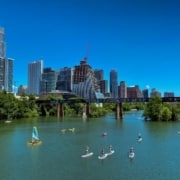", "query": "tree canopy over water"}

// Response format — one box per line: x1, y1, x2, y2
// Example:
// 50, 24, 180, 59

143, 96, 180, 121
